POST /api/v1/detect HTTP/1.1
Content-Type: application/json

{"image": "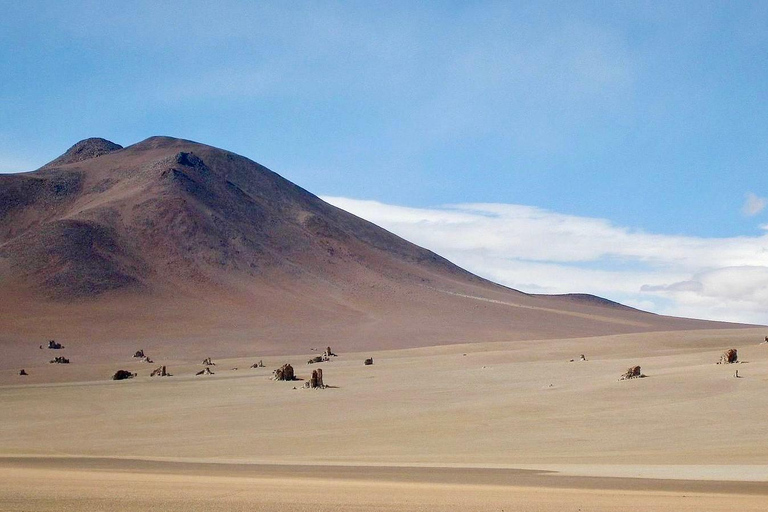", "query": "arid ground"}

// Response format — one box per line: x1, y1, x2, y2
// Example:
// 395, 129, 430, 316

2, 327, 767, 511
